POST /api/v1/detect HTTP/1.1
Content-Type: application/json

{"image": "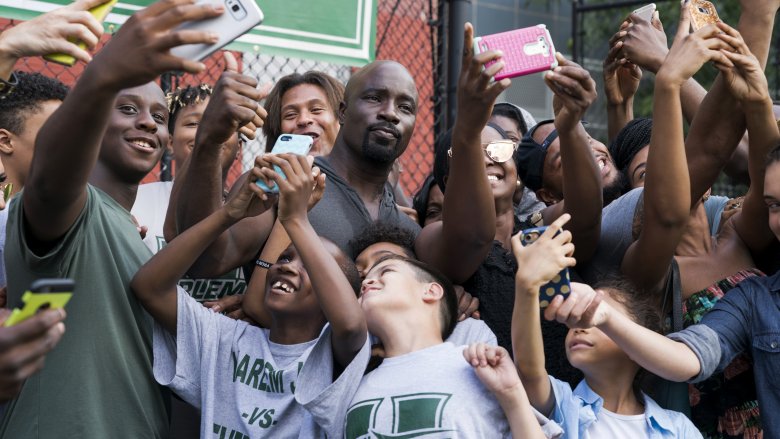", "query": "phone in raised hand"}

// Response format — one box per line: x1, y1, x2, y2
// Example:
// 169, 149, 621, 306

256, 134, 314, 193
690, 0, 721, 31
170, 0, 264, 61
632, 3, 656, 22
44, 0, 118, 66
473, 25, 558, 81
519, 226, 572, 308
